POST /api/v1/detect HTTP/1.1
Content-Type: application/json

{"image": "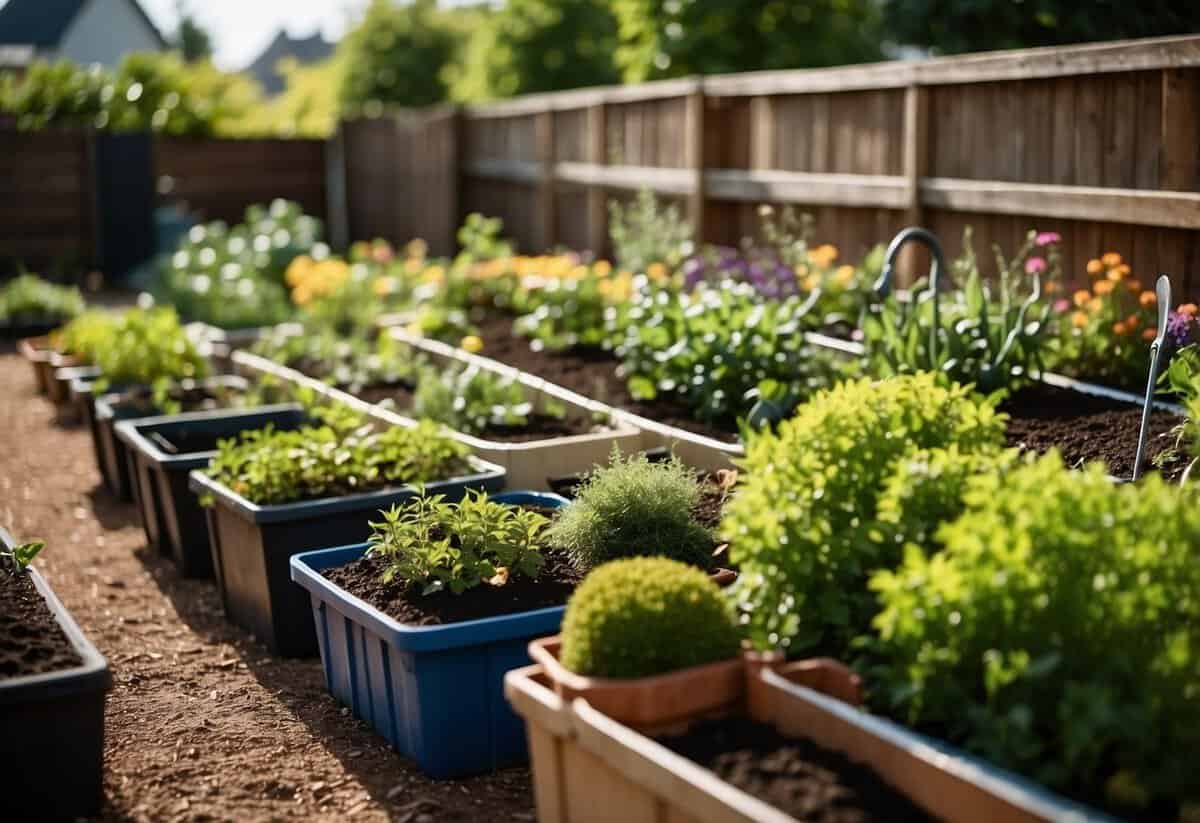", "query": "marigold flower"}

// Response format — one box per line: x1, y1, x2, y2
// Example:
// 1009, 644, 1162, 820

810, 244, 839, 266
1140, 291, 1157, 307
373, 276, 397, 297
460, 335, 484, 354
802, 274, 821, 291
1101, 252, 1122, 267
1087, 297, 1103, 313
1126, 279, 1142, 293
592, 260, 612, 277
1113, 321, 1129, 336
1093, 280, 1115, 296
1072, 311, 1089, 328
1143, 327, 1158, 341
1072, 289, 1091, 307
1044, 280, 1061, 294
285, 255, 314, 287
1180, 303, 1199, 318
646, 262, 668, 280
834, 265, 856, 286
1126, 314, 1139, 330
422, 265, 445, 284
1086, 259, 1104, 276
